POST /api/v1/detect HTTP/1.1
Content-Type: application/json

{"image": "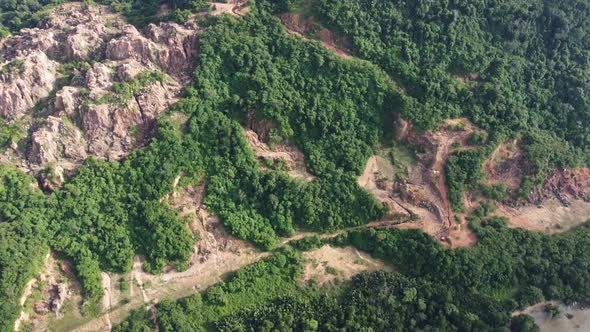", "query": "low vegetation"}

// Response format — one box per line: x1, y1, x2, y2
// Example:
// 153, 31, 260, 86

95, 71, 166, 106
